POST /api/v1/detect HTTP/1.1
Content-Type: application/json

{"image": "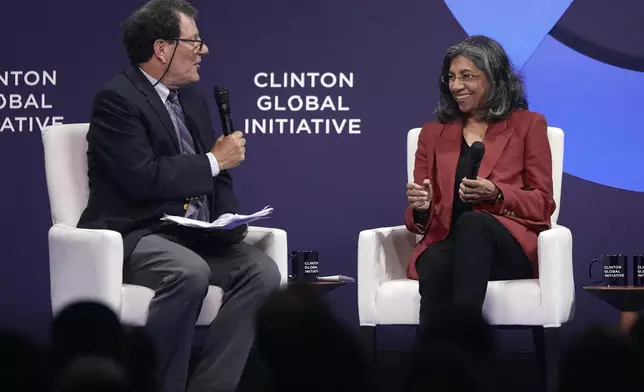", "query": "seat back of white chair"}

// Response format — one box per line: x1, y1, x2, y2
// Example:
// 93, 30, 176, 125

41, 123, 91, 227
407, 125, 564, 226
